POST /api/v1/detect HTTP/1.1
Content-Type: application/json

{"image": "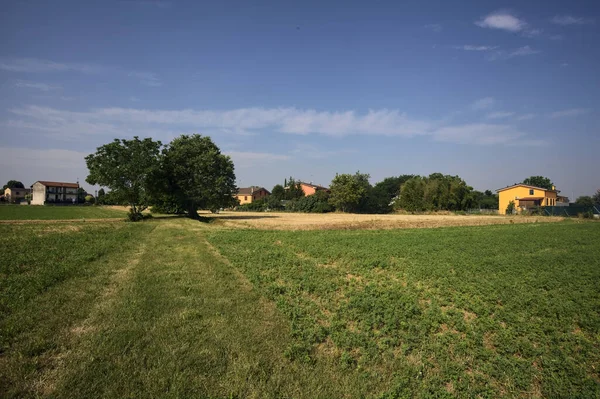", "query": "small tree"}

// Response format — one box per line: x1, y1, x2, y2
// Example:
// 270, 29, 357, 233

85, 137, 162, 221
506, 200, 516, 215
329, 172, 370, 212
97, 188, 106, 205
575, 196, 594, 207
593, 189, 600, 206
284, 177, 305, 200
3, 180, 25, 191
522, 176, 554, 190
271, 184, 285, 201
85, 195, 95, 204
